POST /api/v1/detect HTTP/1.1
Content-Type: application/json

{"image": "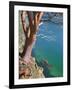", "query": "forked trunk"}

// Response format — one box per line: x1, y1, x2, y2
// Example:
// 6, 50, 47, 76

20, 11, 43, 64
